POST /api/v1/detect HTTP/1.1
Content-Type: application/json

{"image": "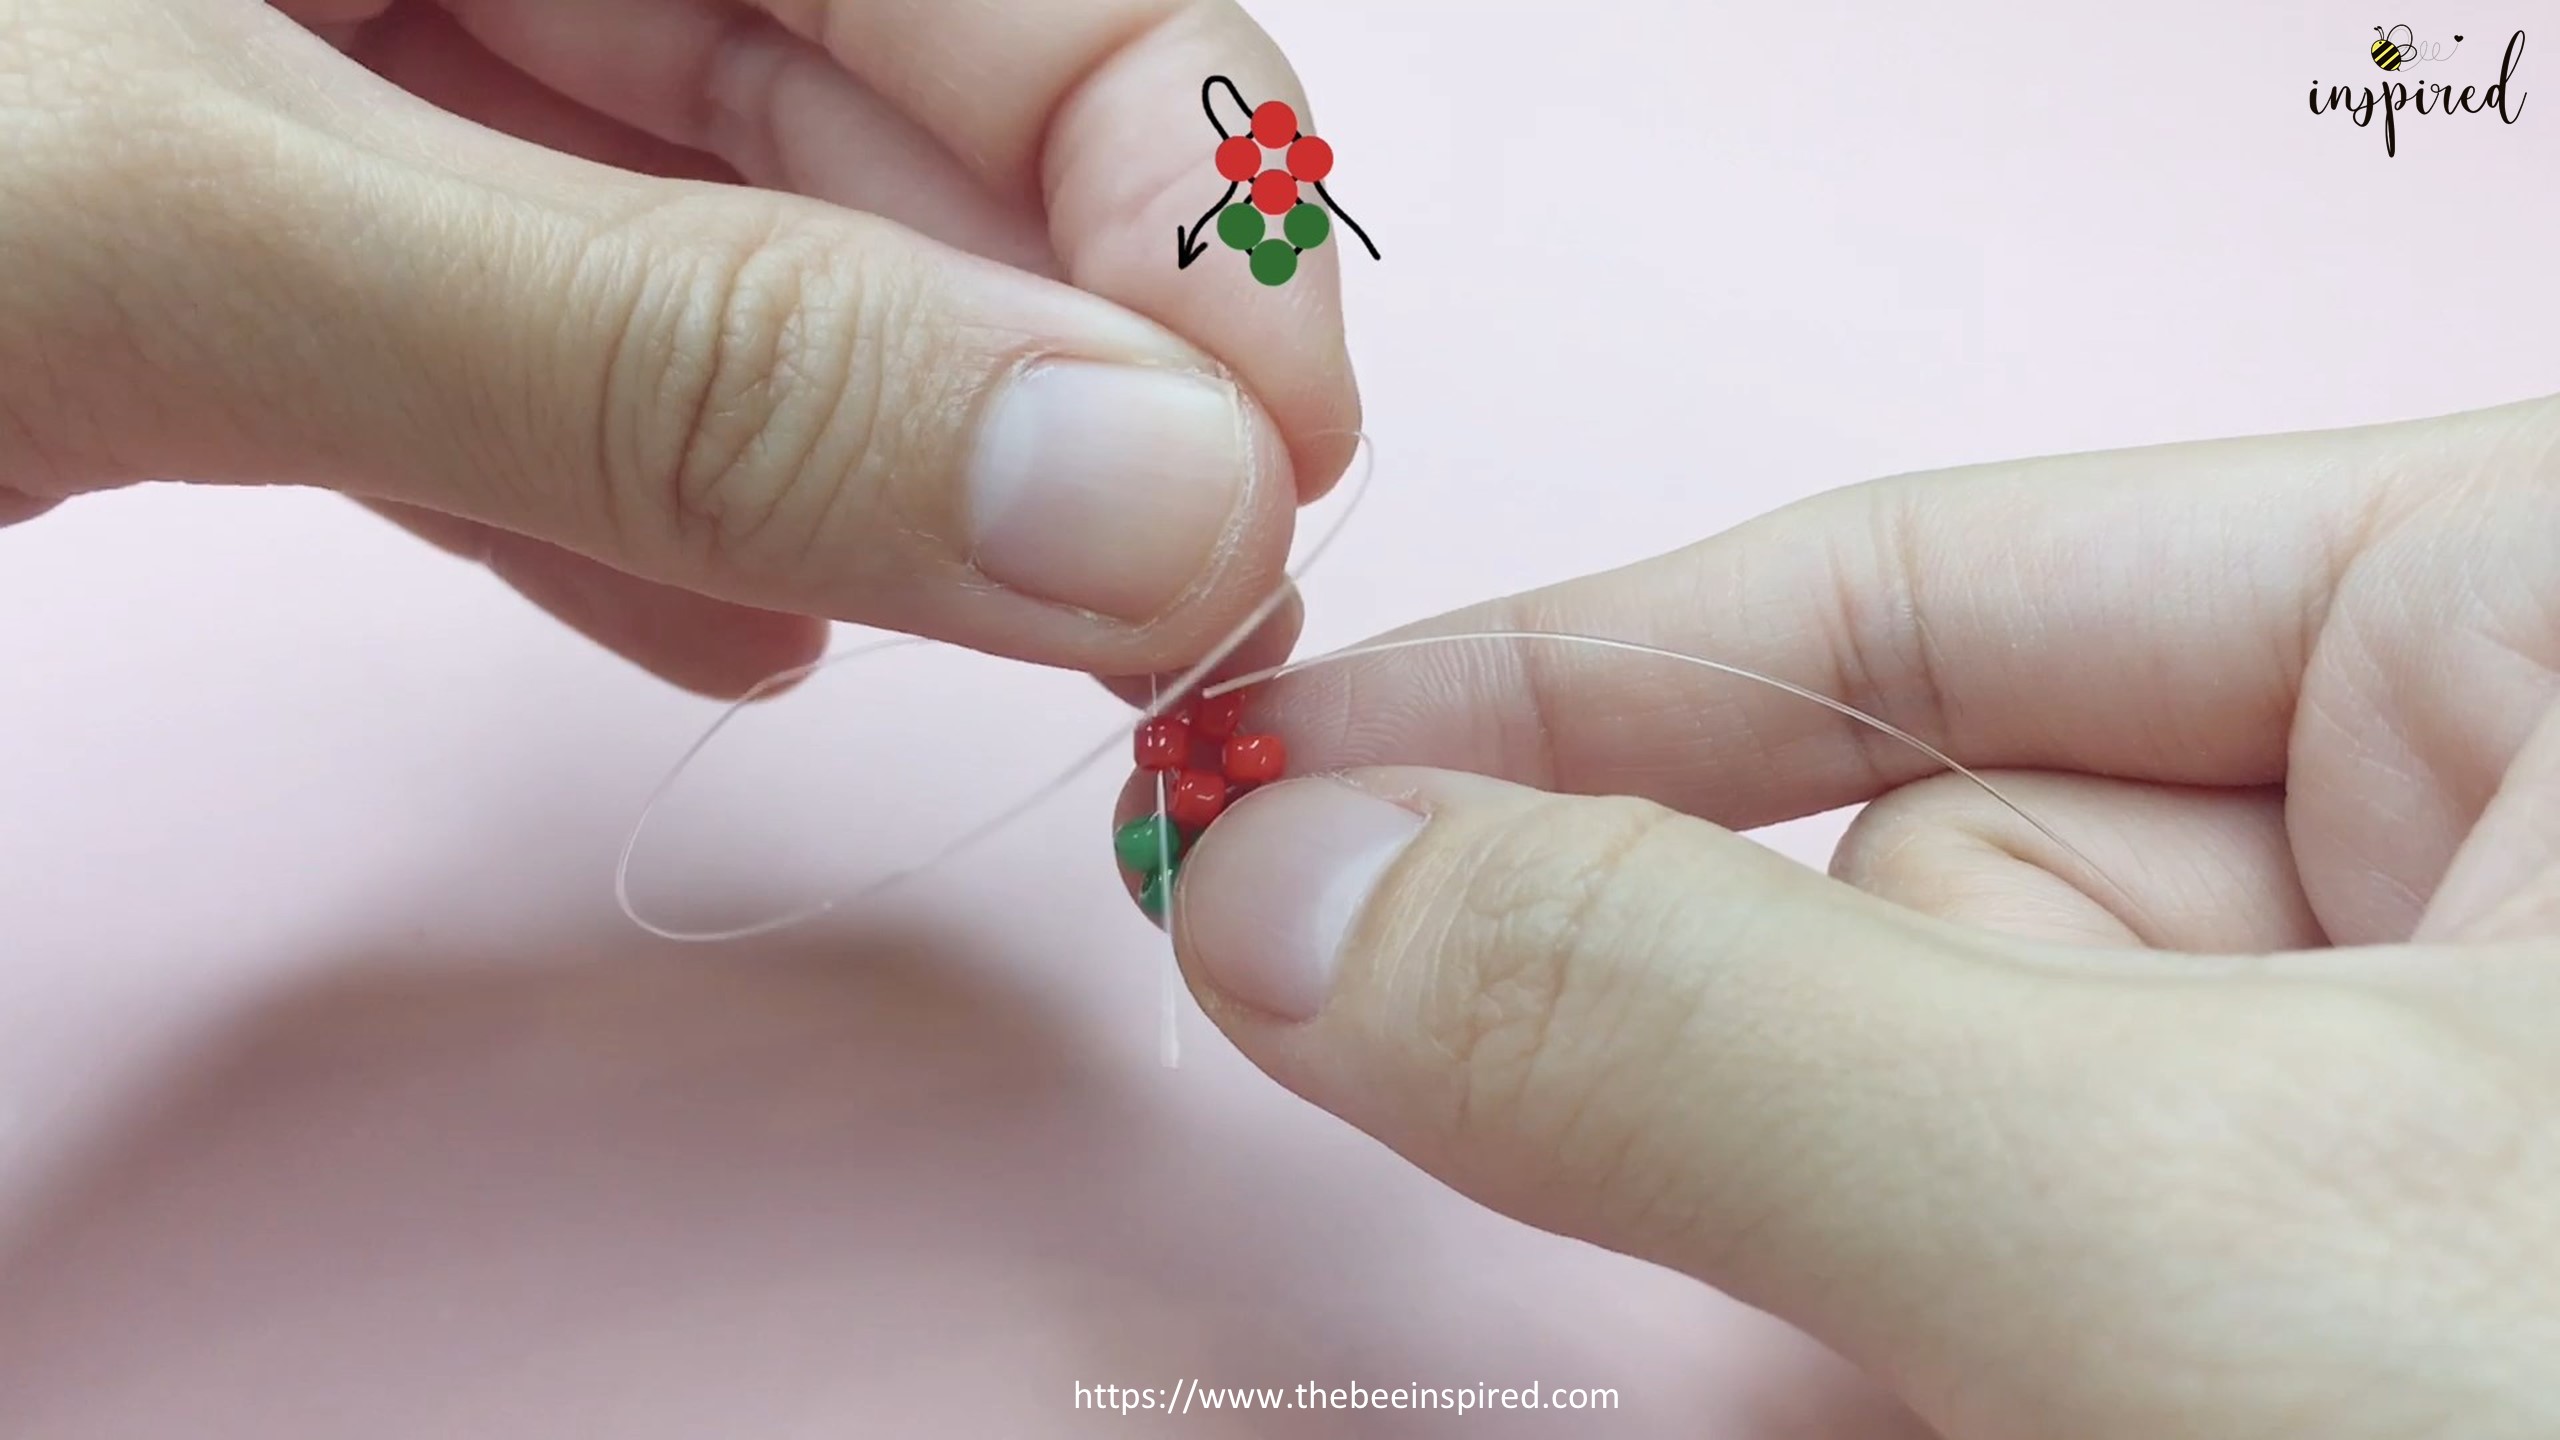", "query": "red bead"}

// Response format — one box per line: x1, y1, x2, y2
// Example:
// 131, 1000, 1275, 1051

1222, 732, 1287, 786
1214, 135, 1261, 182
1250, 169, 1298, 216
1167, 769, 1229, 830
1251, 100, 1299, 148
1134, 715, 1189, 771
1192, 690, 1246, 739
1286, 135, 1334, 182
